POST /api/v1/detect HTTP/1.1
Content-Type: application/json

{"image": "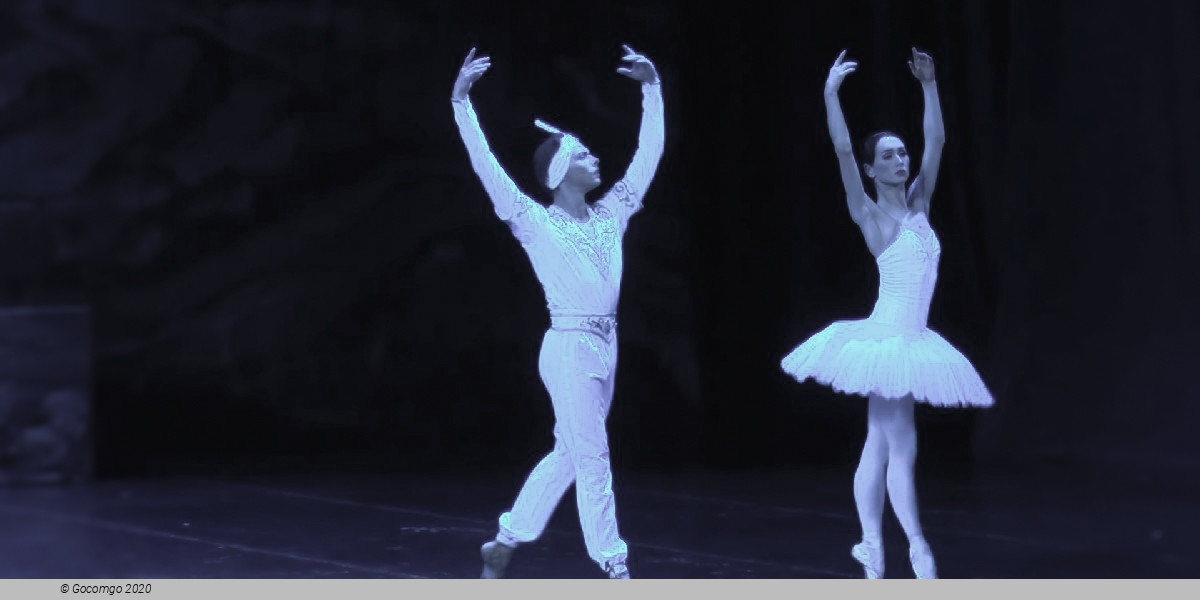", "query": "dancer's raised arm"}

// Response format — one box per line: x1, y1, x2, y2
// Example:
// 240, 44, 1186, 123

450, 48, 547, 242
825, 50, 882, 246
597, 44, 664, 233
905, 48, 945, 215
